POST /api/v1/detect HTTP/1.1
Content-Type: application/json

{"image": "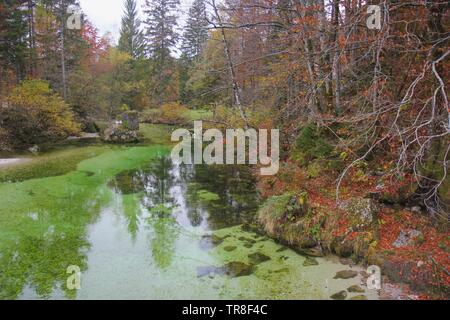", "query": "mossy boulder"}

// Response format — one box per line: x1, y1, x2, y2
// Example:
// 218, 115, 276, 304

340, 197, 379, 227
348, 285, 365, 293
103, 125, 140, 143
334, 270, 358, 279
248, 252, 271, 265
303, 257, 319, 267
330, 291, 348, 300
